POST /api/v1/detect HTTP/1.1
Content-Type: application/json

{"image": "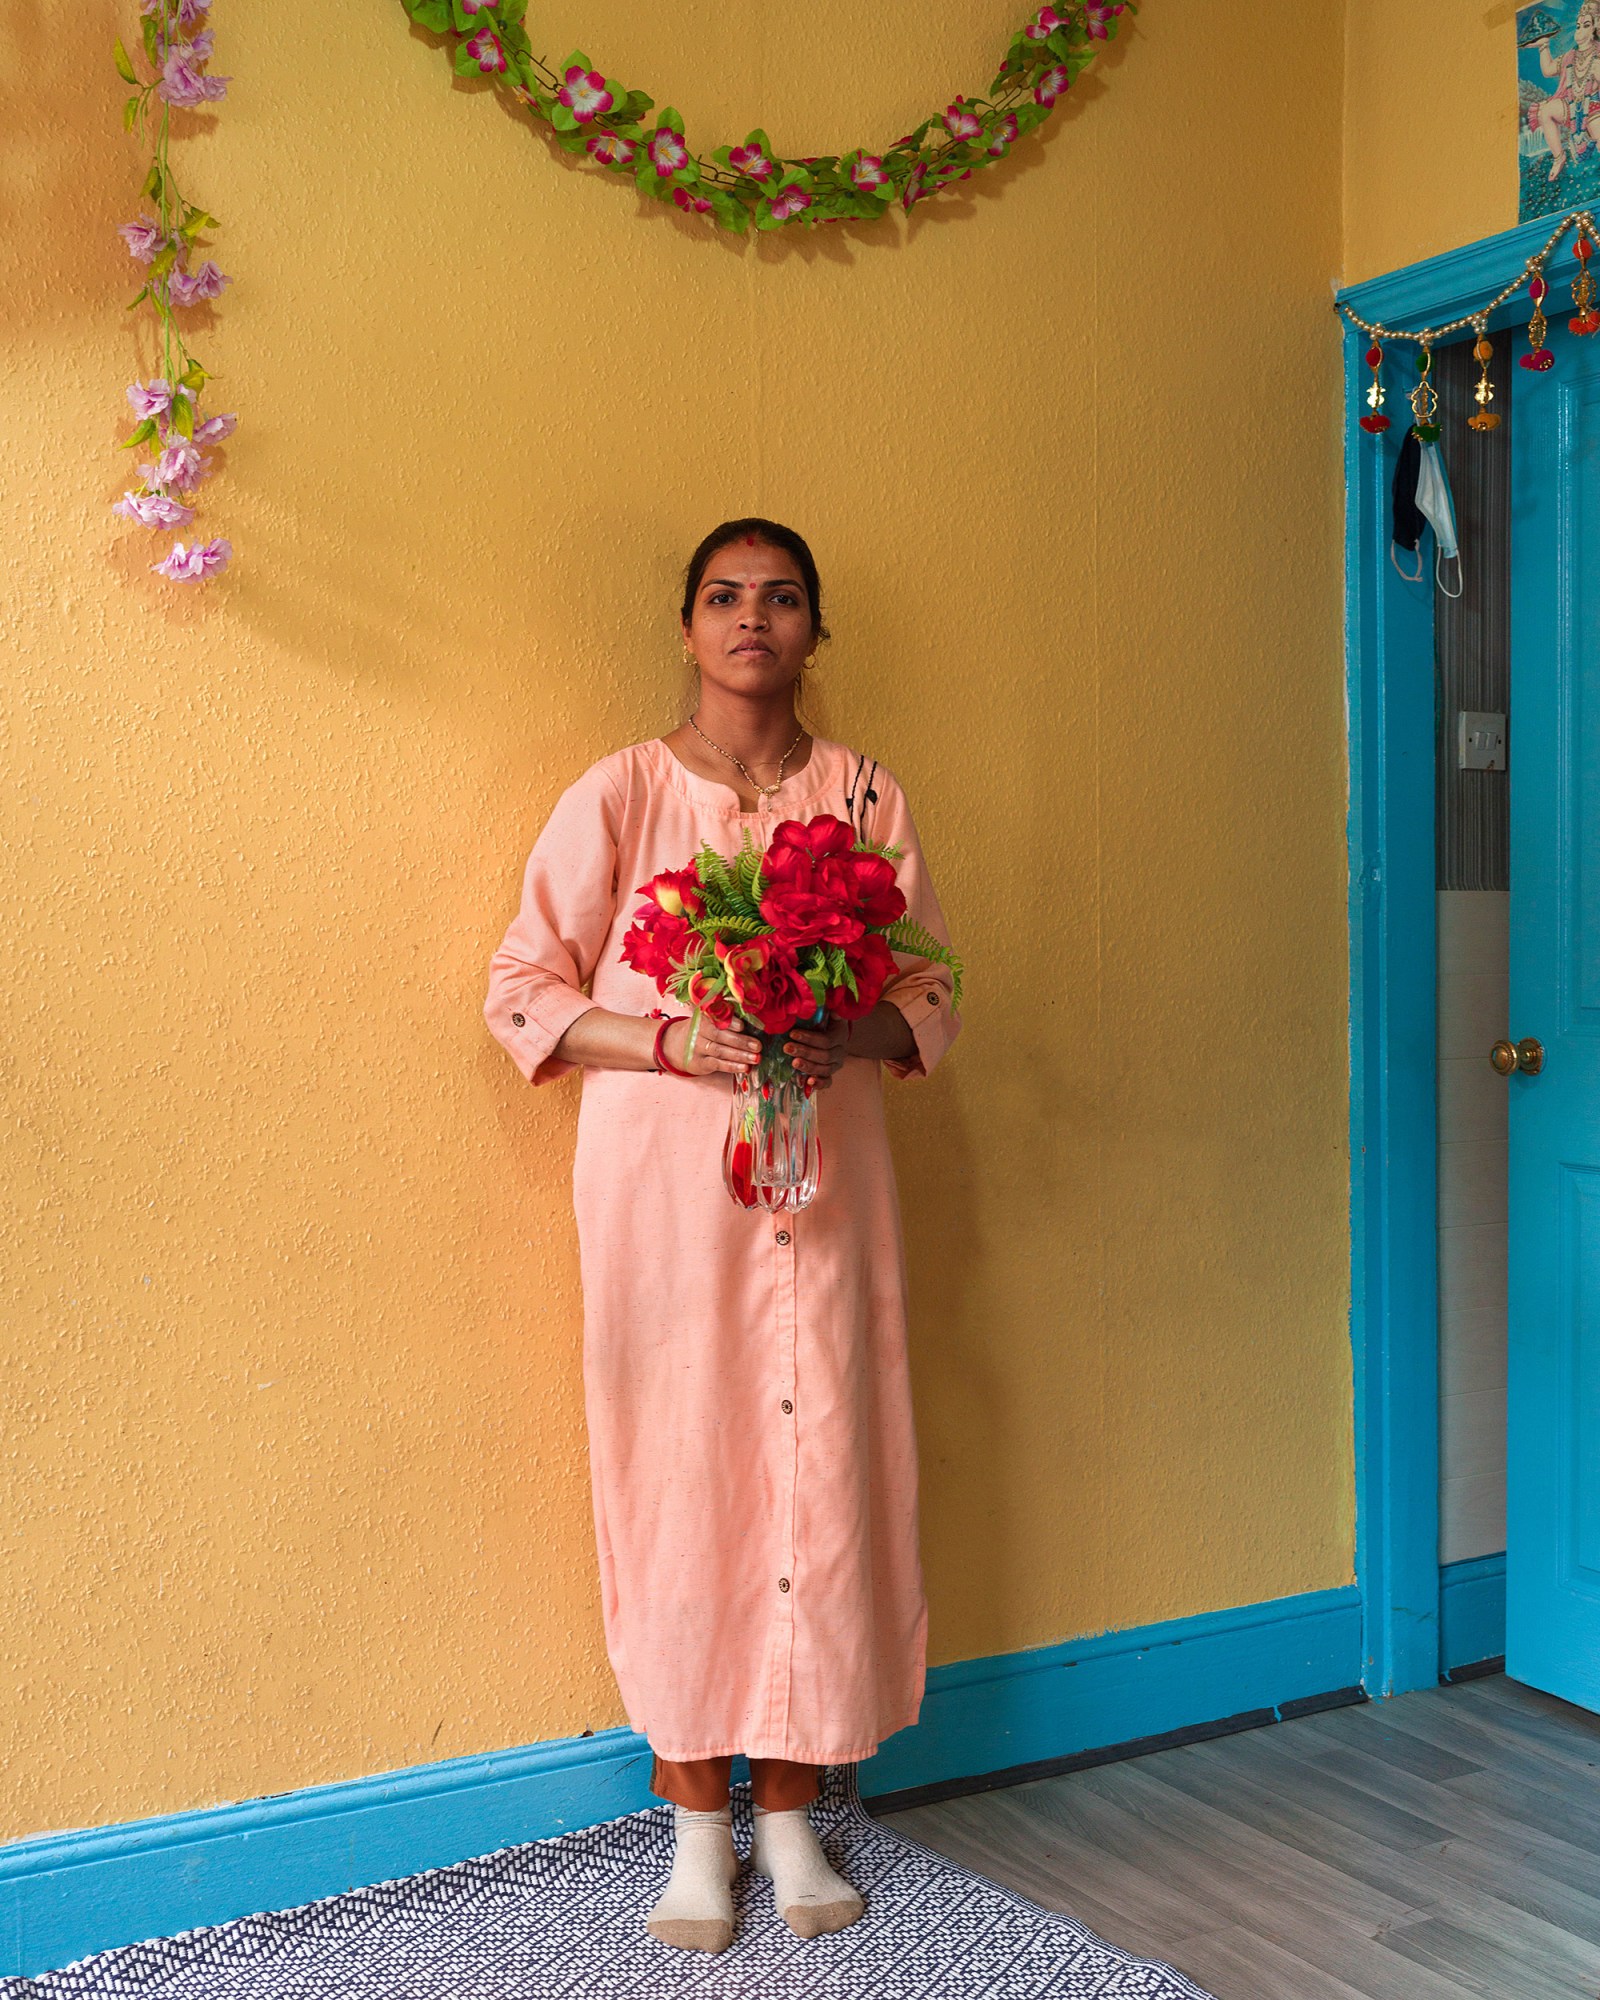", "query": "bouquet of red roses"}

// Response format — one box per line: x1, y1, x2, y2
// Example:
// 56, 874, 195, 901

620, 813, 963, 1083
